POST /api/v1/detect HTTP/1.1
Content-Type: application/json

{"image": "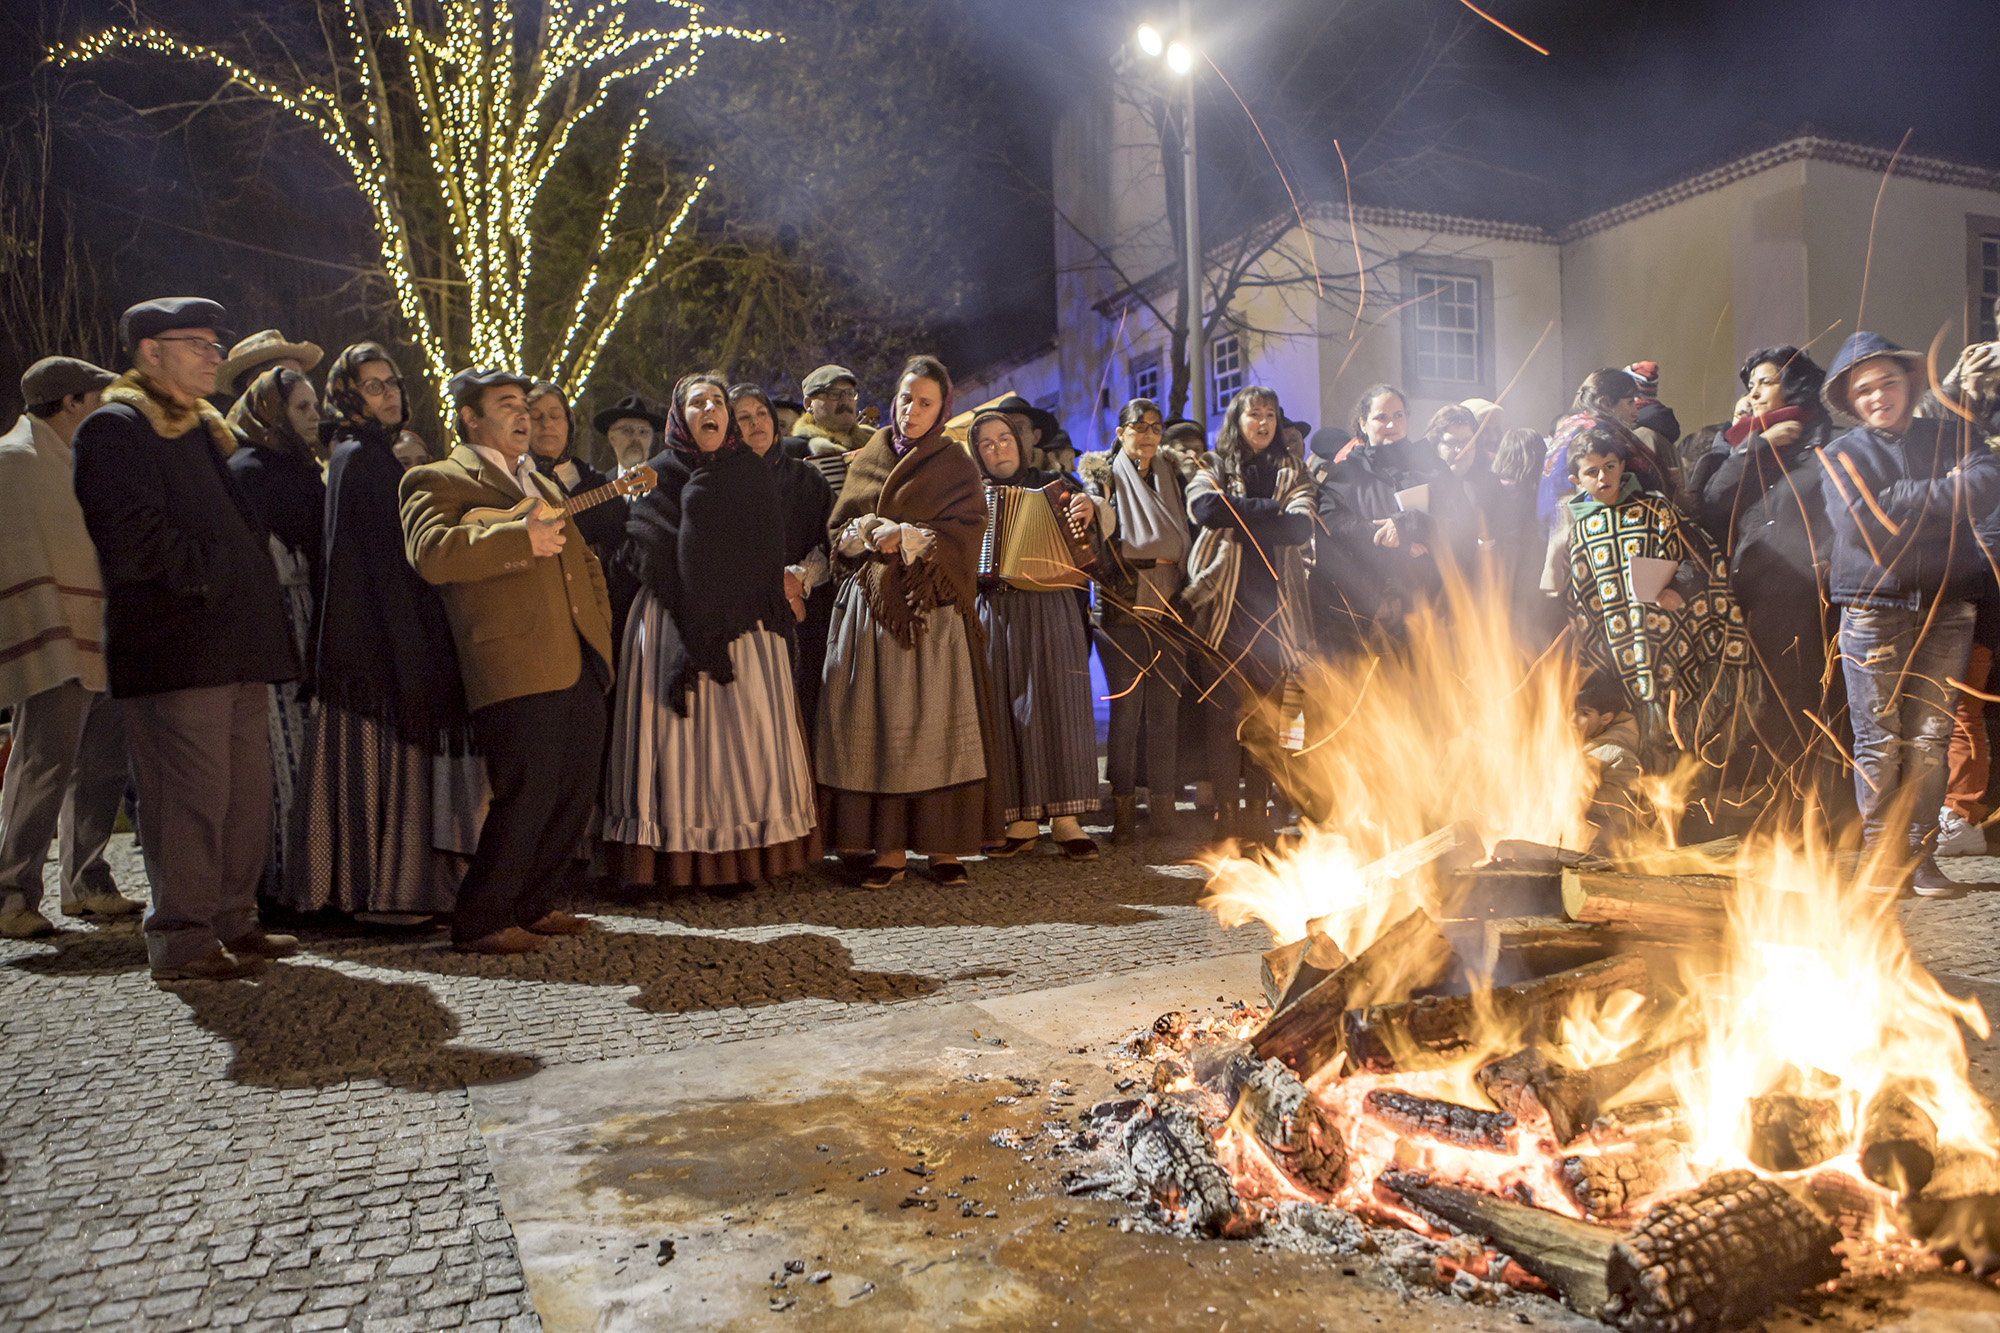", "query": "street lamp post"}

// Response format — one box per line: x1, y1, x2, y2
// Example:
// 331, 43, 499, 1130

1126, 10, 1203, 429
